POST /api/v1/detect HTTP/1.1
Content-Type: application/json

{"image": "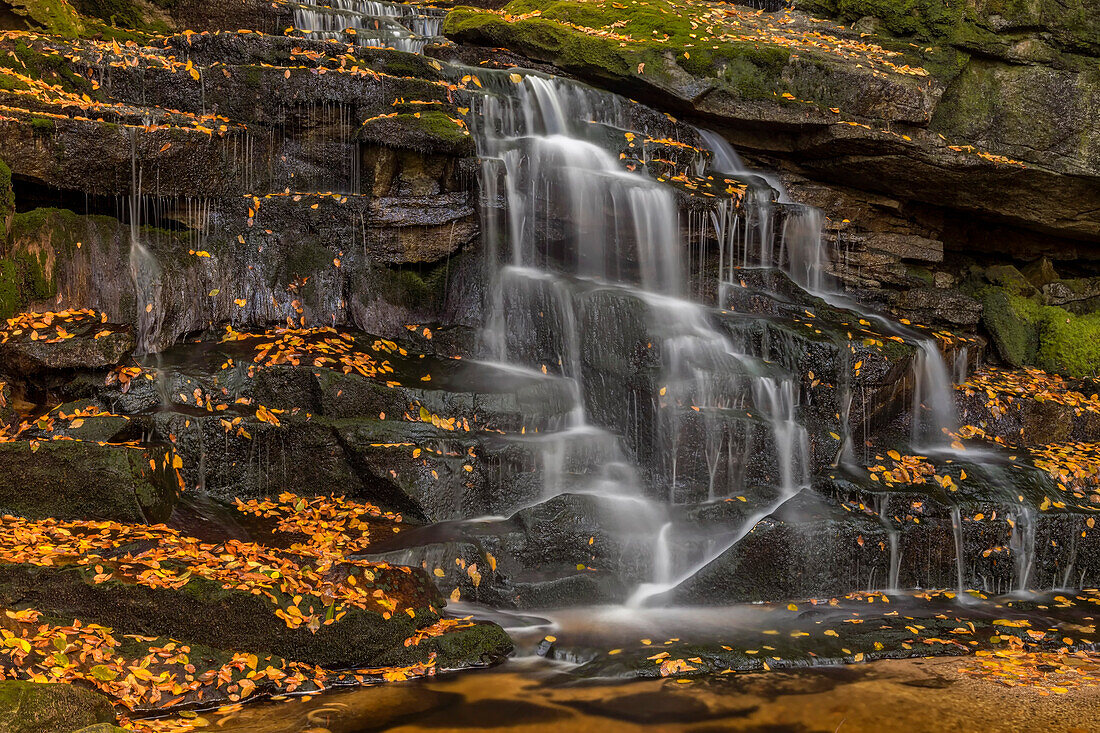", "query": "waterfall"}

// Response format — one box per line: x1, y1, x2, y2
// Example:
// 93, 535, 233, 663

291, 0, 446, 52
470, 70, 809, 606
701, 128, 962, 450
